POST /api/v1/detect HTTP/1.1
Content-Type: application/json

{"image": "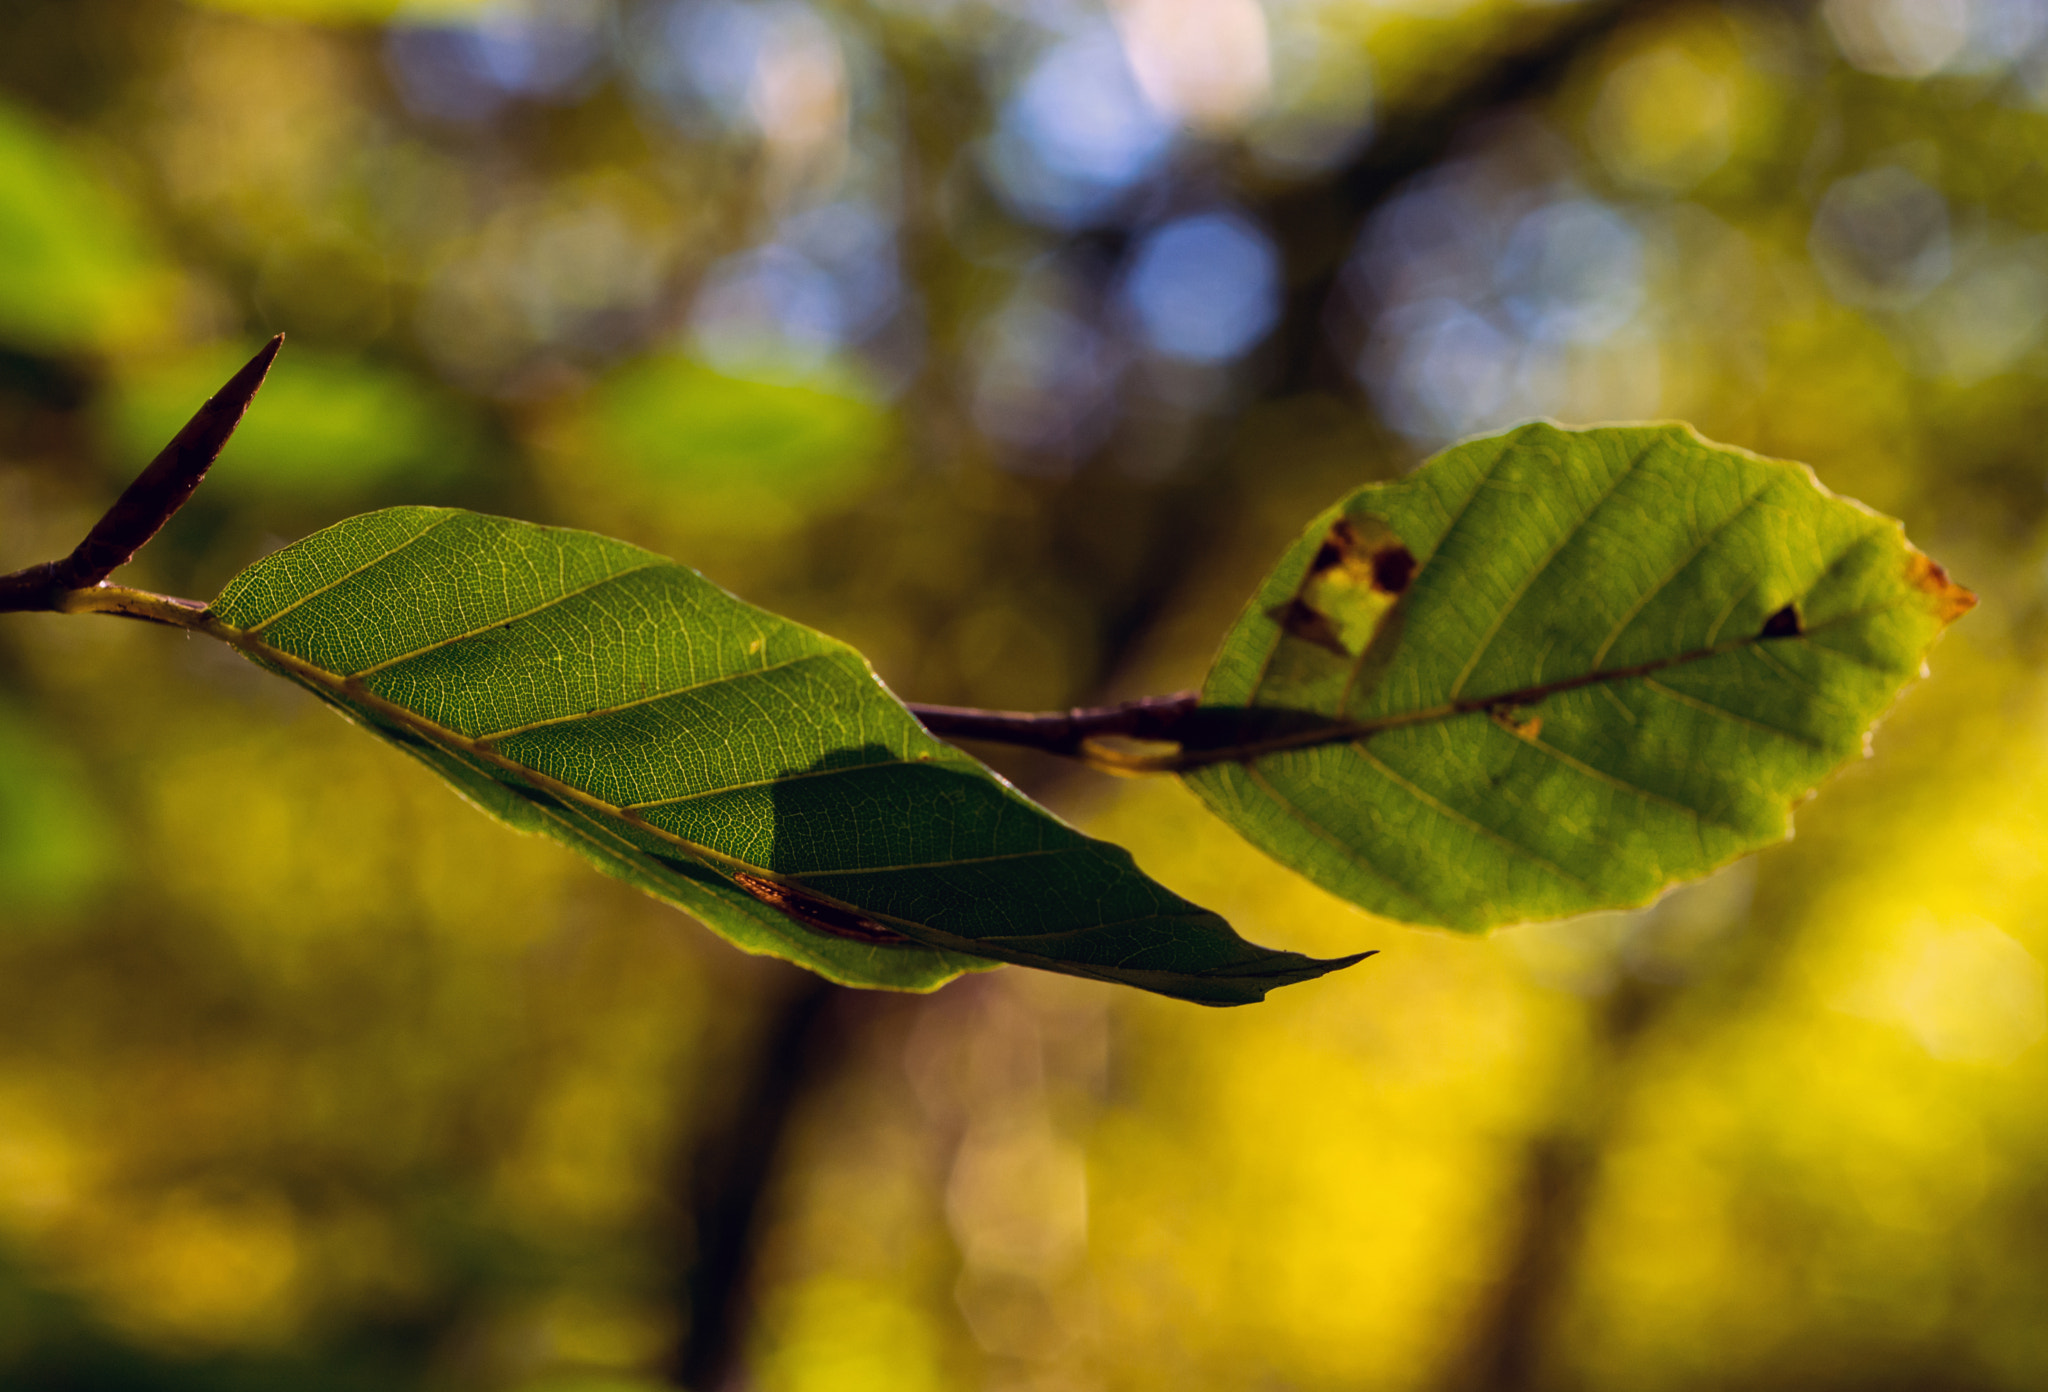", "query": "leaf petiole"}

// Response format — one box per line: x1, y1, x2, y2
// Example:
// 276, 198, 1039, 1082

51, 582, 211, 627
